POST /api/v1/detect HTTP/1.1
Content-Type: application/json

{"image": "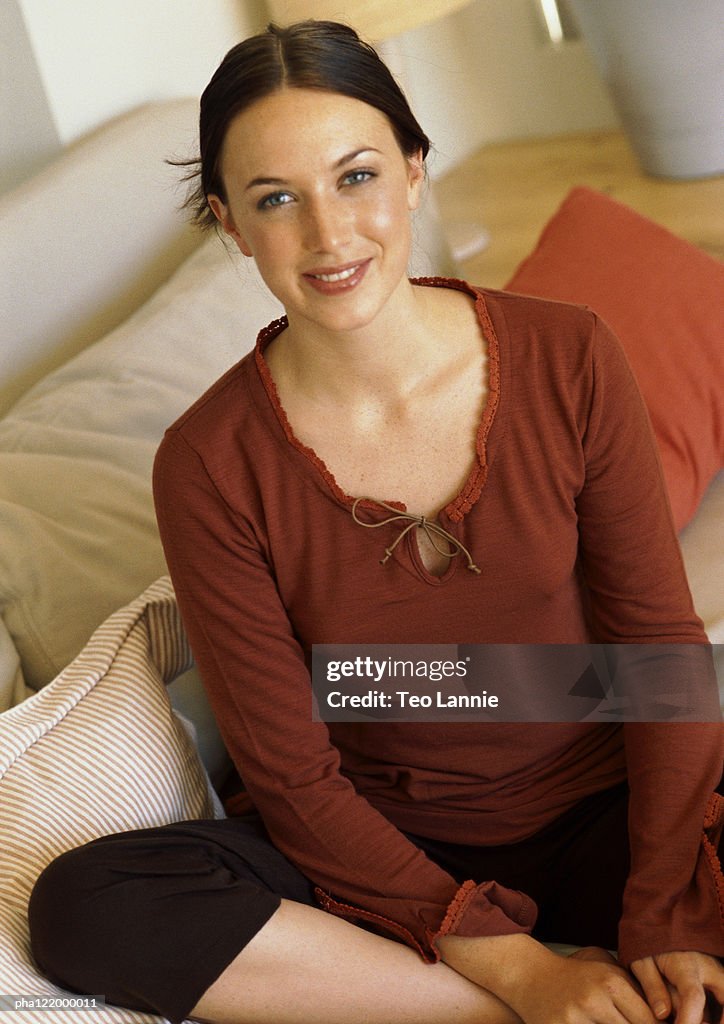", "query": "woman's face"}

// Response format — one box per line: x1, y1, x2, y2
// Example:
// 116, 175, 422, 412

208, 87, 425, 337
